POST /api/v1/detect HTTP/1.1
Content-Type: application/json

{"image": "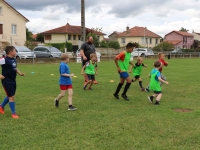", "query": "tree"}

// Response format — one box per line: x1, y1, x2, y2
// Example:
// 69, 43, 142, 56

179, 27, 189, 32
36, 33, 44, 42
99, 40, 108, 48
26, 28, 33, 41
87, 32, 99, 47
153, 41, 174, 51
108, 41, 120, 49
